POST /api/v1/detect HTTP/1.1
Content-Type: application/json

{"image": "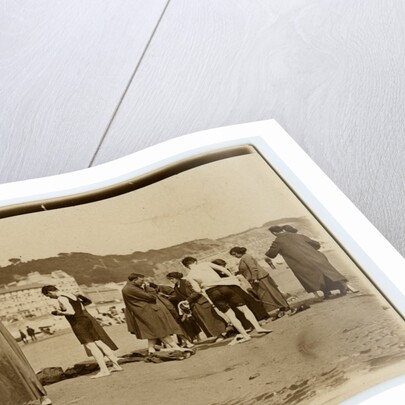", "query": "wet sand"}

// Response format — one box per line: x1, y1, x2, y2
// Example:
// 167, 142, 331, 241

36, 293, 405, 405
